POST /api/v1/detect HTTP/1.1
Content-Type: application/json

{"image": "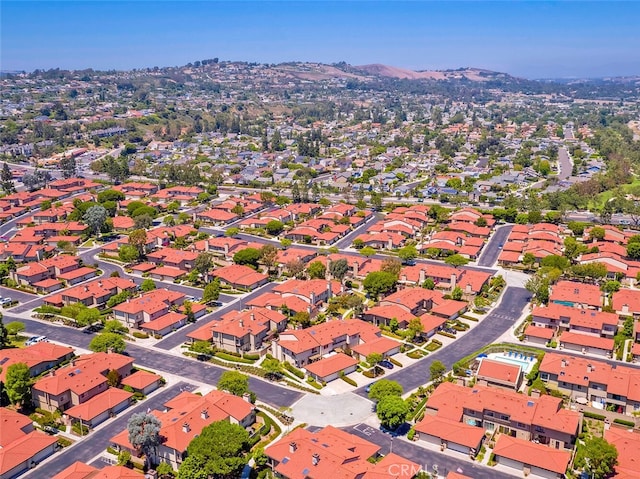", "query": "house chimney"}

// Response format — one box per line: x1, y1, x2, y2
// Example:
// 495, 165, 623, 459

98, 281, 103, 287
182, 422, 190, 433
50, 369, 56, 377
419, 269, 426, 285
239, 318, 244, 328
530, 389, 541, 398
312, 453, 320, 466
622, 304, 629, 314
242, 392, 252, 403
289, 442, 297, 453
250, 312, 255, 322
327, 281, 332, 299
401, 274, 407, 283
587, 364, 594, 373
353, 261, 359, 277
201, 409, 208, 420
84, 286, 89, 292
310, 292, 316, 305
450, 273, 457, 291
561, 359, 567, 368
326, 258, 332, 279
